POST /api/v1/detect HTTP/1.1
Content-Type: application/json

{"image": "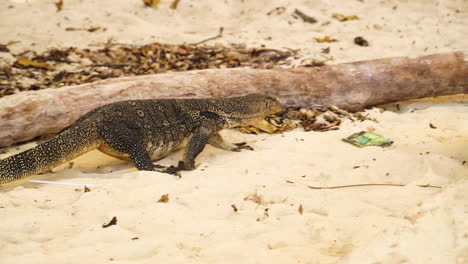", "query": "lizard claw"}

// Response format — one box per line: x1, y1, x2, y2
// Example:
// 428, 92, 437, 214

153, 164, 181, 178
234, 142, 254, 151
